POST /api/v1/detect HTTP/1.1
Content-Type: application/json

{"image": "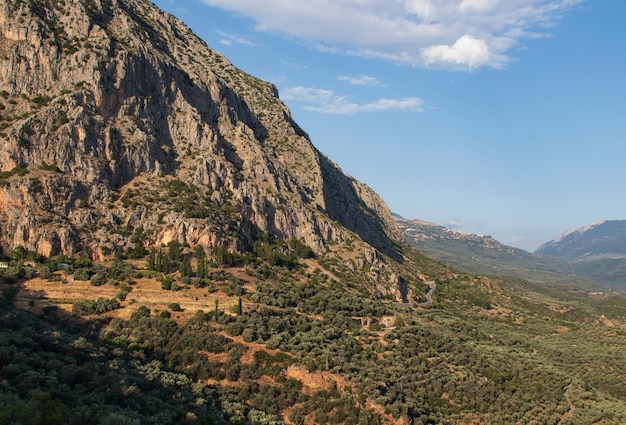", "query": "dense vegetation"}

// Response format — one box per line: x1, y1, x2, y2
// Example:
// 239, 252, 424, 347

1, 240, 626, 424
